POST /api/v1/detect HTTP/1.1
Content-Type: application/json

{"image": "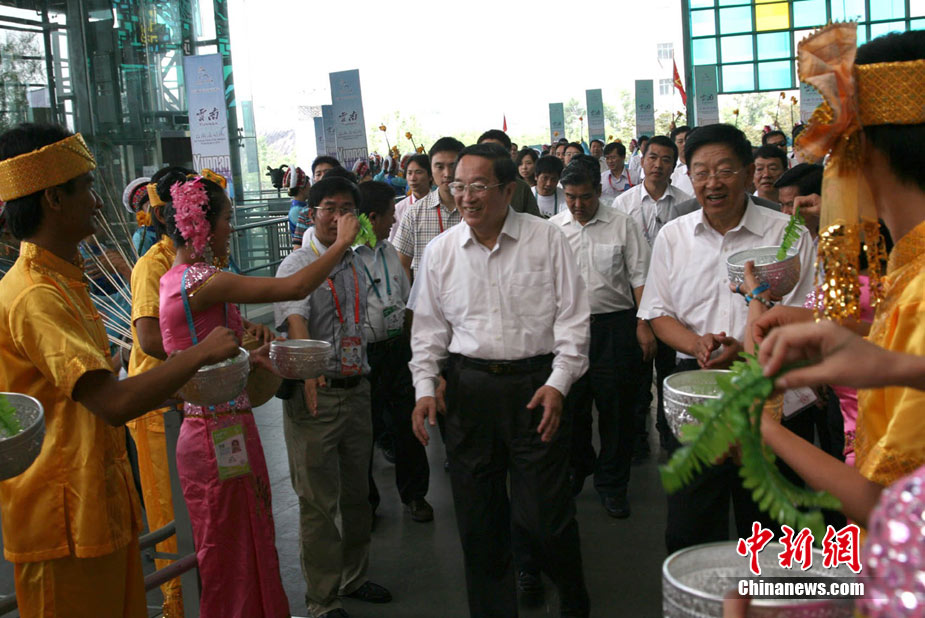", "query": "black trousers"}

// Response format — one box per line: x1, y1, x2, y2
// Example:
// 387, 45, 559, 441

568, 309, 642, 497
367, 335, 430, 506
446, 355, 589, 618
647, 338, 679, 449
